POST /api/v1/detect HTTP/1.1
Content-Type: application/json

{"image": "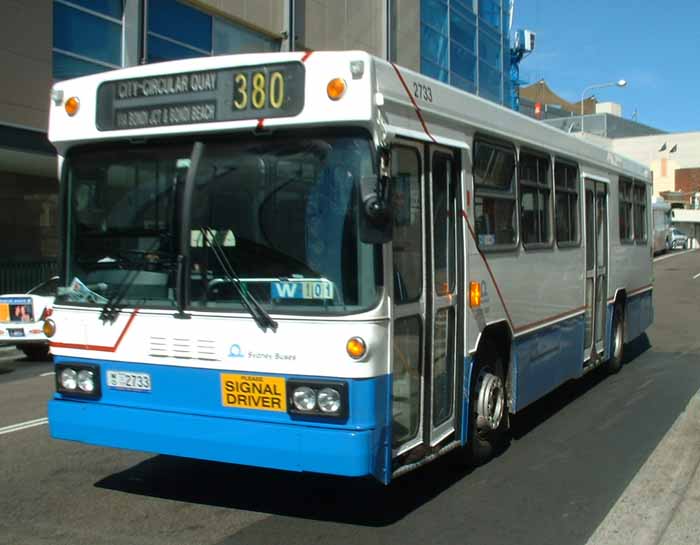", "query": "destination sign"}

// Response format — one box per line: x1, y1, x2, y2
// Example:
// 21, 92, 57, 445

96, 62, 305, 131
